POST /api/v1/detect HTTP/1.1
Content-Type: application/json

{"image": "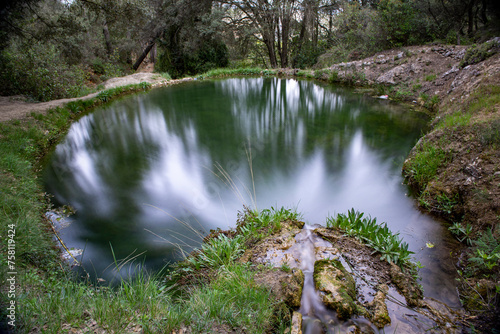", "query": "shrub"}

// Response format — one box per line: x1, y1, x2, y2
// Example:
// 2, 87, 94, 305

0, 41, 87, 101
378, 0, 430, 47
156, 38, 229, 78
460, 39, 500, 68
